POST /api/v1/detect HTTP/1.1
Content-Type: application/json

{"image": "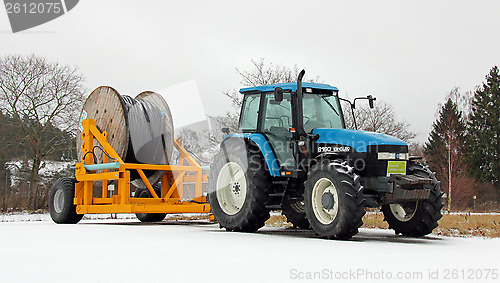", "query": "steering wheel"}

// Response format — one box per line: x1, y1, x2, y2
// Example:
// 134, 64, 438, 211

304, 120, 325, 133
